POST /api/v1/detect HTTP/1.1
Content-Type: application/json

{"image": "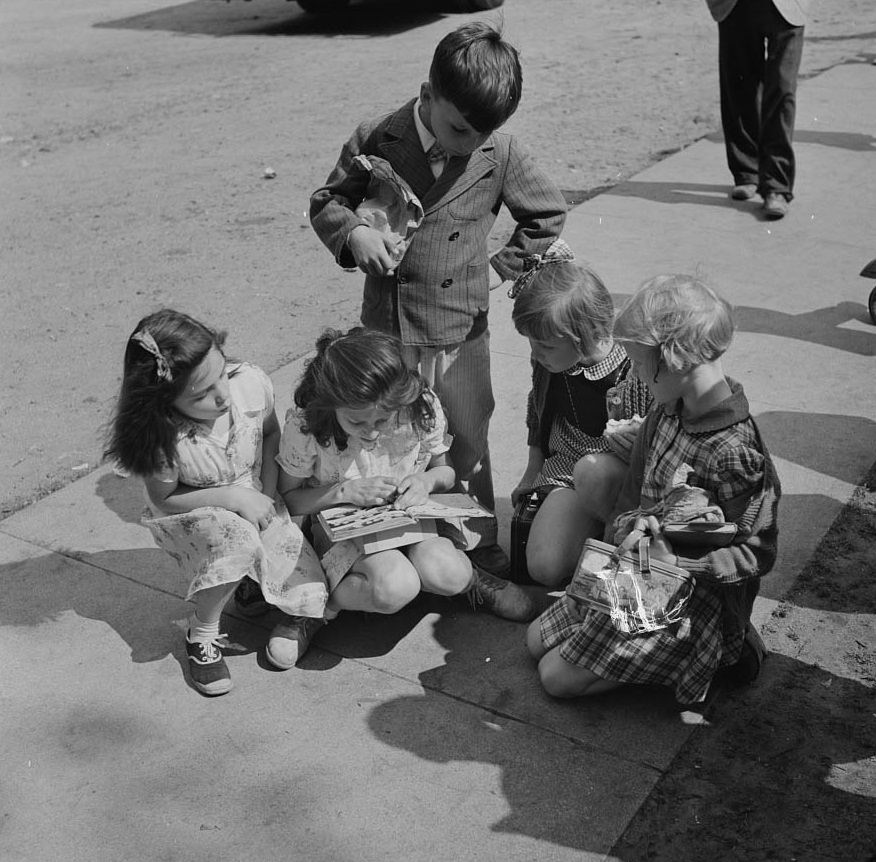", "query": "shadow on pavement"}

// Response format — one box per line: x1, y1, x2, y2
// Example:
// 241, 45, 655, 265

609, 652, 876, 861
95, 0, 445, 38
